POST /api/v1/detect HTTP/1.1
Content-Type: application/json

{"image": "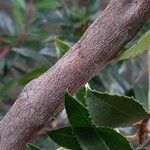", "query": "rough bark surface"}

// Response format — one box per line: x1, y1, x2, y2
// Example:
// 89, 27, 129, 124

0, 0, 150, 149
